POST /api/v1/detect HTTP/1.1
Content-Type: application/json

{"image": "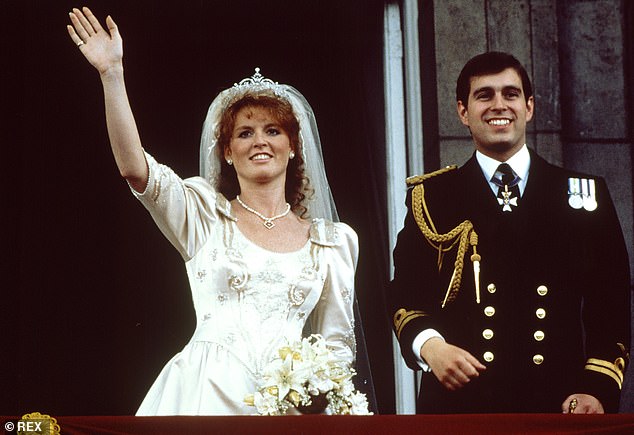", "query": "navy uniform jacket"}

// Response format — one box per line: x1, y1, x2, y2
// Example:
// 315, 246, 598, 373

389, 150, 630, 413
